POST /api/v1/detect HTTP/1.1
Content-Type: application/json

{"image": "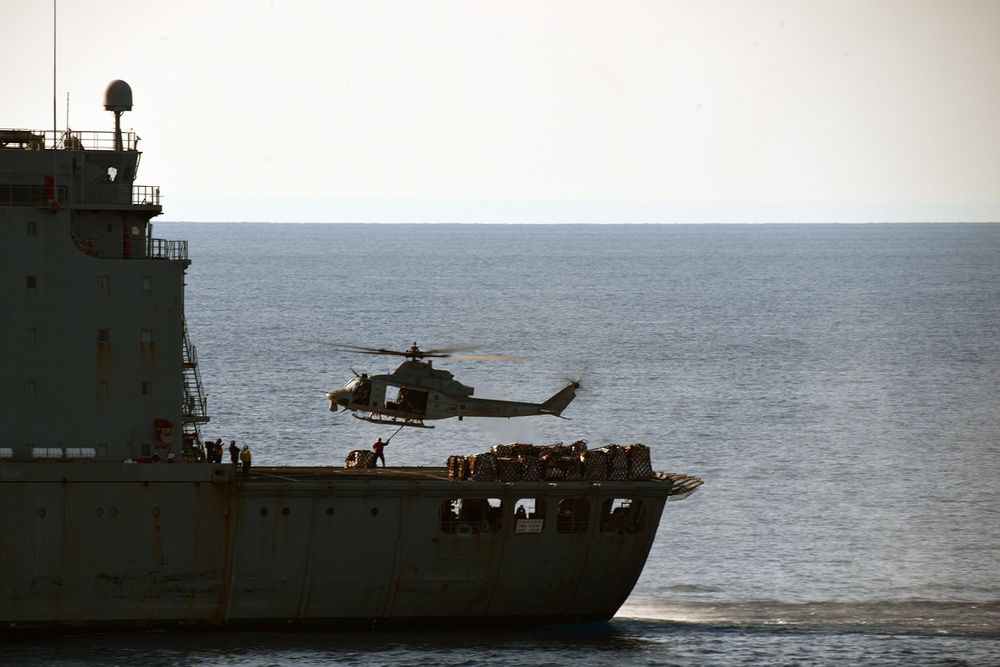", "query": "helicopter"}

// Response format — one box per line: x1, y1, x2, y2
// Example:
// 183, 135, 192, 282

314, 341, 579, 428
